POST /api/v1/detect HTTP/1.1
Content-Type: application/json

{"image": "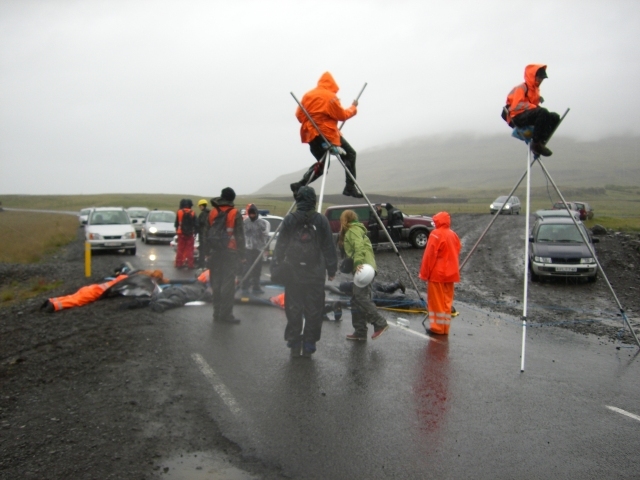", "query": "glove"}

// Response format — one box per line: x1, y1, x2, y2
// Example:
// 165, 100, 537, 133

330, 146, 347, 156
